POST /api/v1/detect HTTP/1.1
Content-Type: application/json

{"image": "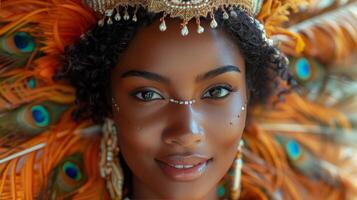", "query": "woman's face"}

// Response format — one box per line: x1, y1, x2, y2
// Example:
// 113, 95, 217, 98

111, 19, 247, 200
